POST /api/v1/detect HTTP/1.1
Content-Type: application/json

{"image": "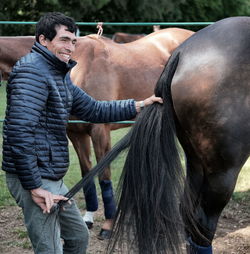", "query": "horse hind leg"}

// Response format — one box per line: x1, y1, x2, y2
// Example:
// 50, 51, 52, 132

91, 124, 115, 238
183, 154, 244, 254
67, 129, 98, 228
